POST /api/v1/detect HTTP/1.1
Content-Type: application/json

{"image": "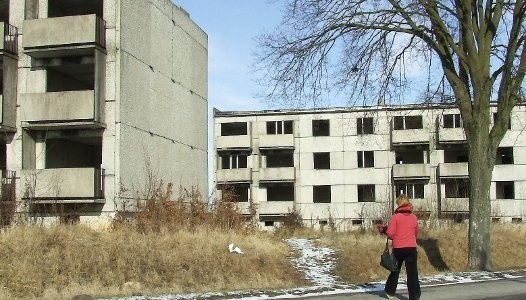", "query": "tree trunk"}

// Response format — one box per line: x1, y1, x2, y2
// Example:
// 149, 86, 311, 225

466, 127, 494, 271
